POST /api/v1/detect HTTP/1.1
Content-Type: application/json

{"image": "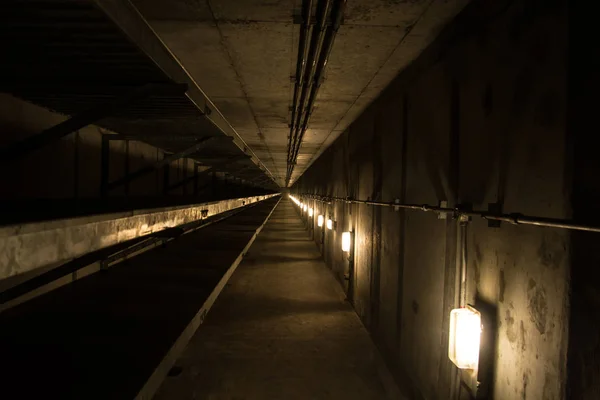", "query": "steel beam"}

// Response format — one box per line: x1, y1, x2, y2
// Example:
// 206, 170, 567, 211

166, 166, 213, 193
93, 0, 278, 185
106, 135, 226, 192
0, 83, 186, 164
102, 133, 215, 142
